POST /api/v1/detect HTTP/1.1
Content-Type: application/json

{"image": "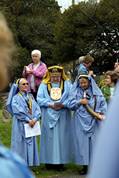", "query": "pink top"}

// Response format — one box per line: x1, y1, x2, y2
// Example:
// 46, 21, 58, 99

22, 62, 47, 92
